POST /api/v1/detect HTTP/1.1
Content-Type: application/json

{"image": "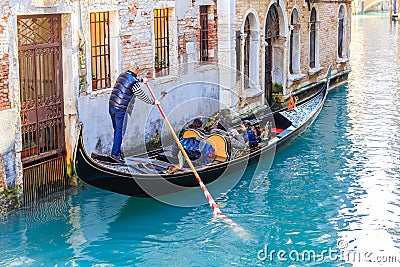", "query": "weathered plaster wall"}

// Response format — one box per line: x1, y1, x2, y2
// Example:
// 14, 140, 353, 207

217, 0, 238, 109
78, 68, 220, 156
0, 0, 18, 192
4, 0, 78, 191
0, 109, 18, 190
77, 0, 221, 155
1, 0, 223, 186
